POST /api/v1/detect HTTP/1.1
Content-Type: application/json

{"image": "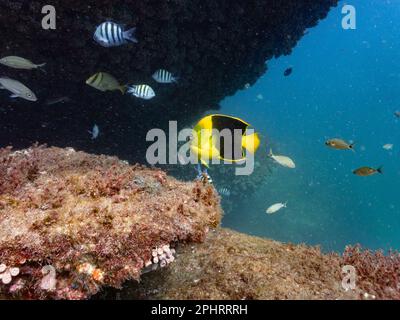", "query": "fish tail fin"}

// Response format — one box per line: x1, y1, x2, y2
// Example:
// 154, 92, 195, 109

172, 76, 180, 83
123, 28, 138, 43
377, 166, 383, 174
350, 142, 356, 152
119, 85, 128, 95
37, 63, 47, 74
242, 132, 260, 154
268, 148, 273, 157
